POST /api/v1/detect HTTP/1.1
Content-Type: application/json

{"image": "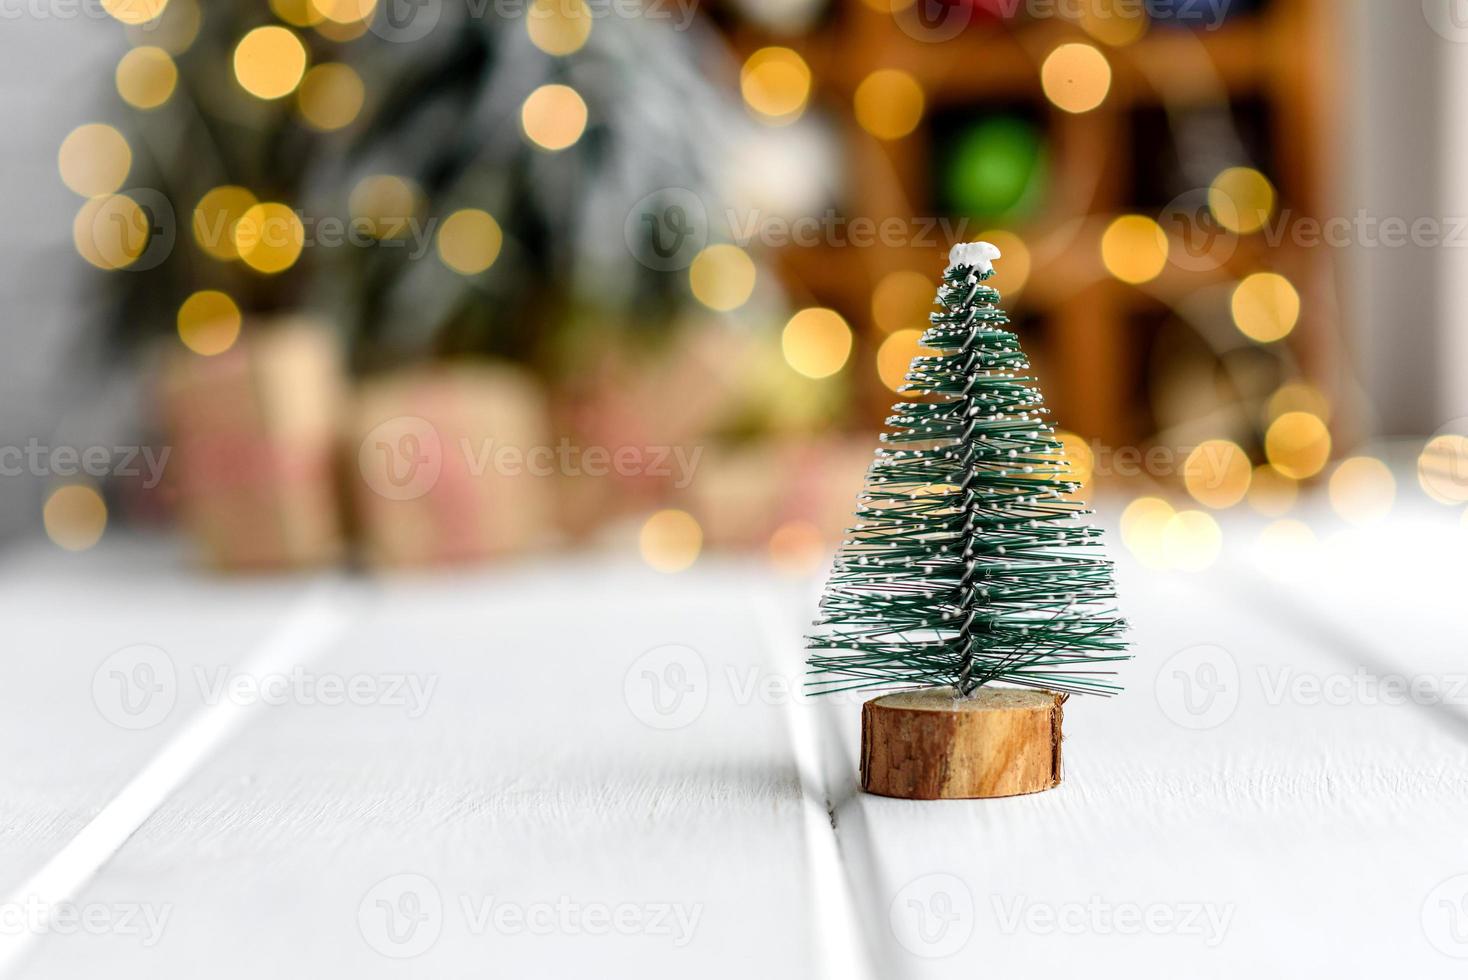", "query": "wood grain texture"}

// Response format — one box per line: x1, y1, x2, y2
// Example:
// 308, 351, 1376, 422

860, 688, 1064, 799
